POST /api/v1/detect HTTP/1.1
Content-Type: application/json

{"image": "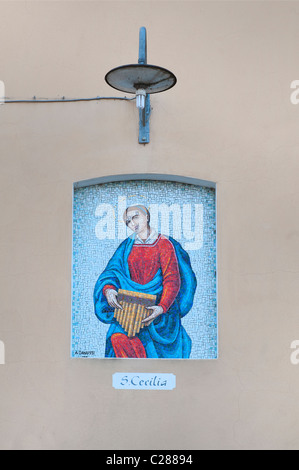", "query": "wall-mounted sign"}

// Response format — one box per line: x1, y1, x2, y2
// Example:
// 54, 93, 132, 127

112, 373, 176, 390
72, 178, 217, 360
